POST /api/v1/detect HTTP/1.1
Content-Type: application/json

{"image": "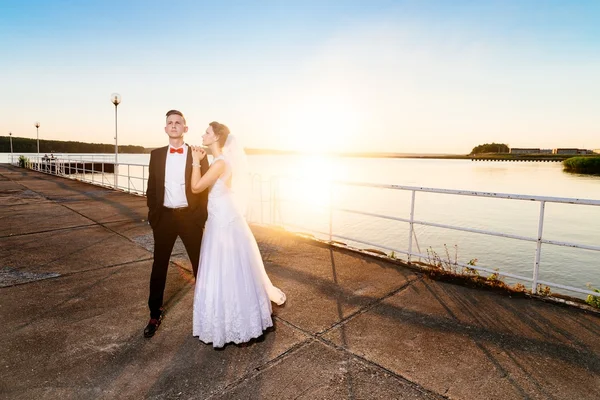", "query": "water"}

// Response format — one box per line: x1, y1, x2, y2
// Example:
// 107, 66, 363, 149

3, 152, 599, 298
